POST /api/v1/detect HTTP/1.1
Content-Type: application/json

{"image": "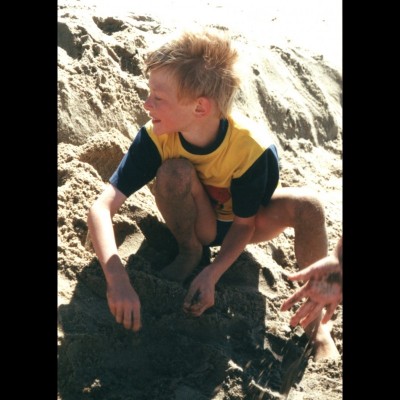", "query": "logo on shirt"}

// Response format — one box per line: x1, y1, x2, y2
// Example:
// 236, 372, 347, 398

205, 185, 231, 210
